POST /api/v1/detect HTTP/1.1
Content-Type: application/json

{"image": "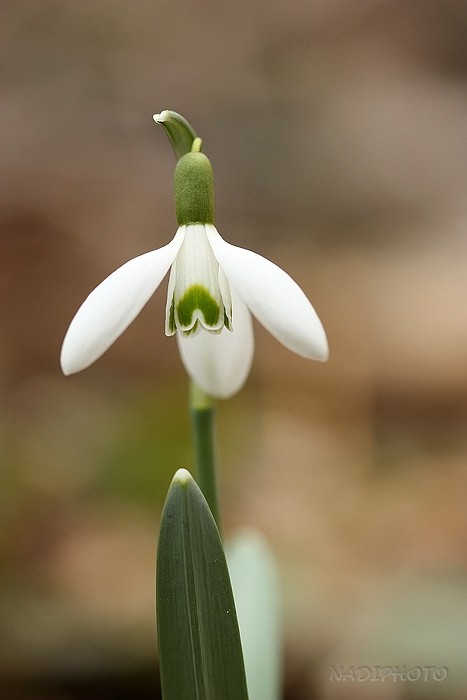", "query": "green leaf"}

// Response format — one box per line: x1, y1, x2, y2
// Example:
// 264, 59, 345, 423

227, 529, 282, 700
154, 109, 199, 160
156, 469, 249, 700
